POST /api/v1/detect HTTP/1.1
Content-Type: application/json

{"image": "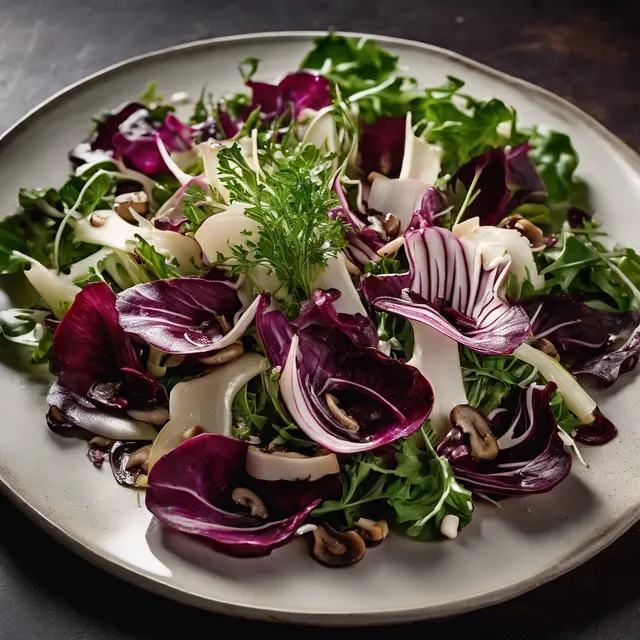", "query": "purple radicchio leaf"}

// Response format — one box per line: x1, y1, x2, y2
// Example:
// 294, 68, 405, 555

52, 282, 163, 408
279, 328, 434, 454
453, 148, 510, 226
362, 227, 531, 354
574, 409, 618, 446
524, 294, 640, 384
116, 278, 259, 355
358, 116, 406, 178
146, 433, 322, 558
246, 72, 331, 121
256, 291, 432, 453
438, 383, 572, 496
112, 111, 194, 175
152, 176, 209, 234
573, 324, 640, 388
407, 187, 448, 230
505, 142, 546, 195
46, 382, 158, 441
329, 206, 383, 272
255, 289, 378, 368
